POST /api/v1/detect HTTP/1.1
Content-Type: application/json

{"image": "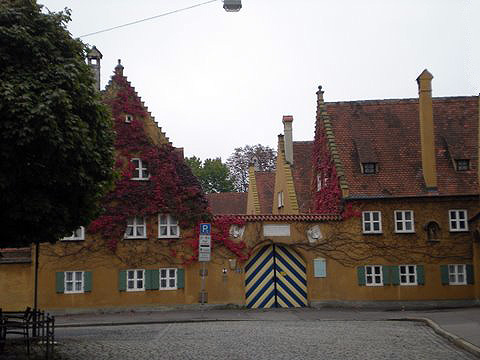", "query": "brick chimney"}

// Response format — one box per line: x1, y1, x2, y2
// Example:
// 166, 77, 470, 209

416, 69, 437, 190
282, 115, 294, 165
87, 46, 103, 91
